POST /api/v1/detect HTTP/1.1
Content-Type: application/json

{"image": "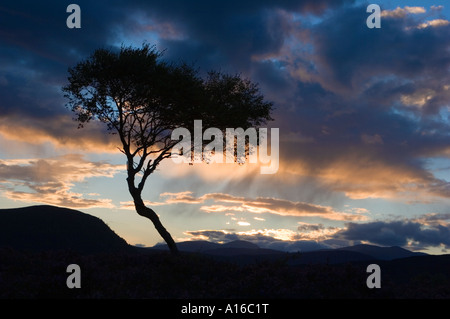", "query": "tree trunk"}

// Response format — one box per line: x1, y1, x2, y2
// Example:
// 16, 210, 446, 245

130, 190, 179, 255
